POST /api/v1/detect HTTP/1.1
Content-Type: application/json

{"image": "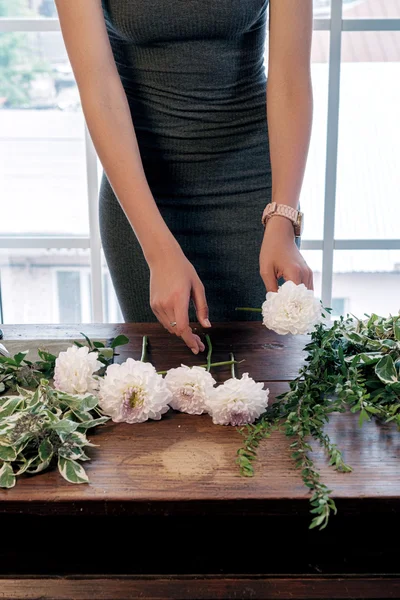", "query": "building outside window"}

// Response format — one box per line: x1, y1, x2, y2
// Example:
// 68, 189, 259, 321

1, 0, 399, 324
